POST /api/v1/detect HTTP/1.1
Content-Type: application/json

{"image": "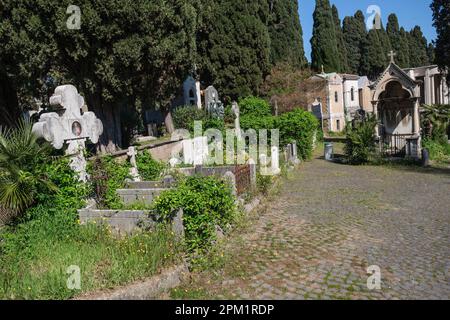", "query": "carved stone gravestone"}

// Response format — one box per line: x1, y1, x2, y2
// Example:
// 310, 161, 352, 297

204, 86, 224, 119
183, 76, 201, 109
223, 171, 237, 196
32, 85, 103, 182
